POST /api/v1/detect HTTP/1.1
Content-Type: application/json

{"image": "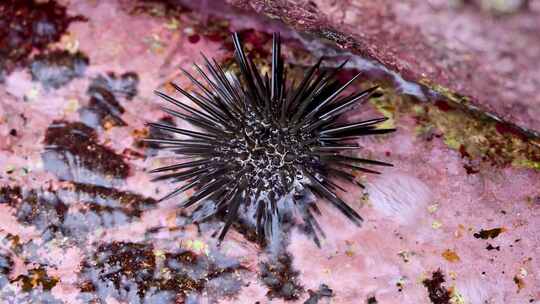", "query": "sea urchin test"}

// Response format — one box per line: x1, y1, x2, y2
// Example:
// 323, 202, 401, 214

145, 32, 394, 245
